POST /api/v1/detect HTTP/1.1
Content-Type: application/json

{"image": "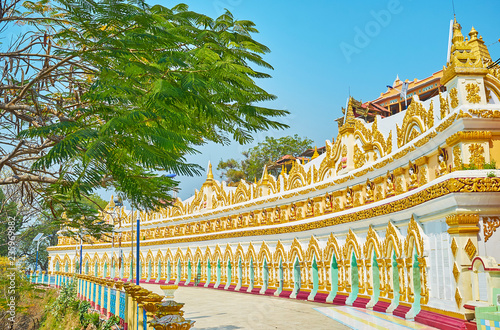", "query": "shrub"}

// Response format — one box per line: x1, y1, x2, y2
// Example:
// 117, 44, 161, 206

101, 315, 120, 330
50, 277, 79, 318
78, 300, 91, 325
484, 160, 497, 169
